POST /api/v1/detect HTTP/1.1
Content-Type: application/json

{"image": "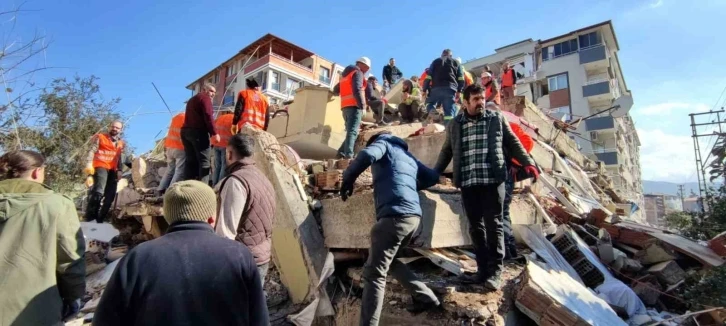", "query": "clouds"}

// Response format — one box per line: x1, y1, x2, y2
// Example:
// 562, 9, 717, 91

637, 128, 696, 182
649, 0, 664, 8
634, 102, 710, 116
